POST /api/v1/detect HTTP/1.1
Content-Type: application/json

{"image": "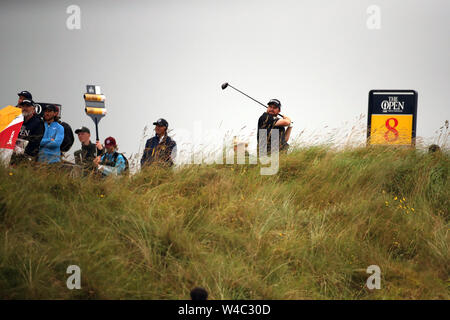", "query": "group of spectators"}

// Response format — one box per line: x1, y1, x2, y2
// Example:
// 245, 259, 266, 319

10, 90, 177, 176
11, 89, 293, 177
